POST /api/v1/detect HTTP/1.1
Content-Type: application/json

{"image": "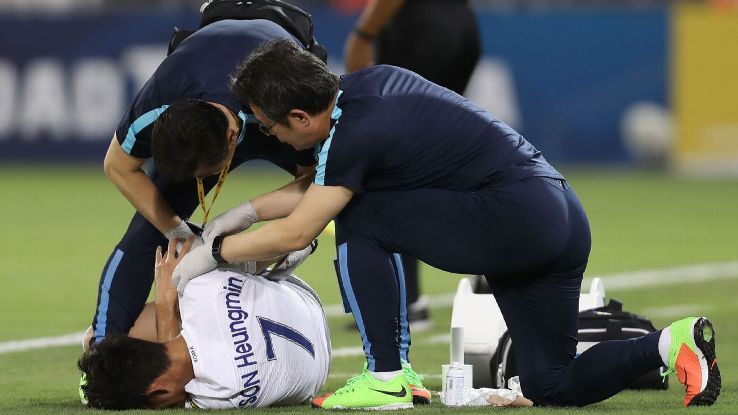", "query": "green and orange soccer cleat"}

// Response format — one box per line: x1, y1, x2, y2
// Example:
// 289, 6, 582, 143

401, 360, 431, 405
311, 366, 413, 410
665, 317, 721, 406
